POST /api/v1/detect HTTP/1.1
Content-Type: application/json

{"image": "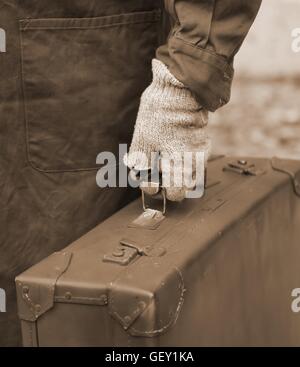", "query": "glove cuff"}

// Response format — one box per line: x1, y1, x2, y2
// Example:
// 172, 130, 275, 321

146, 59, 205, 117
151, 58, 185, 89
